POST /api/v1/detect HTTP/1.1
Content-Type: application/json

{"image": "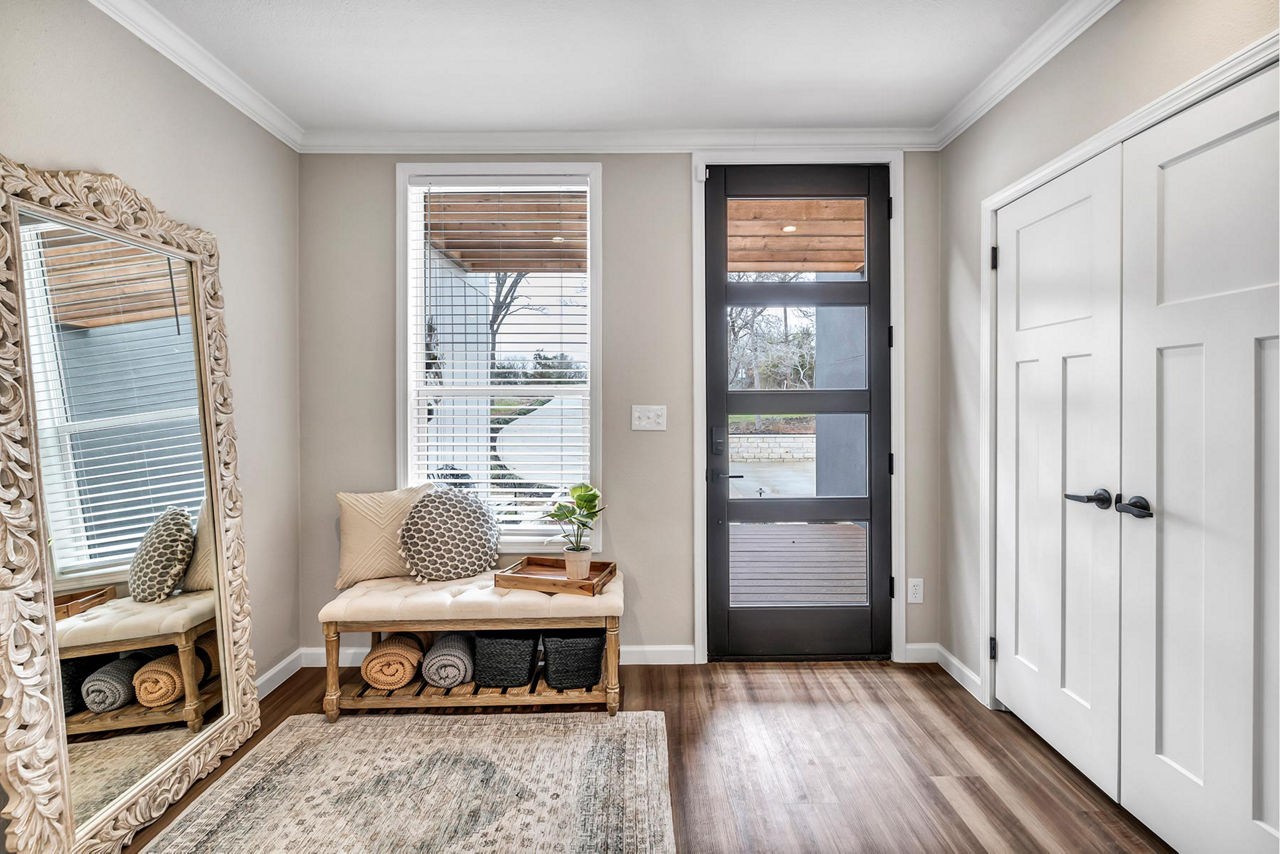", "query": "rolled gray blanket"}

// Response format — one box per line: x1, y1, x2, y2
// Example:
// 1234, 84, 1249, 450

421, 632, 474, 689
60, 655, 111, 717
82, 653, 151, 713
